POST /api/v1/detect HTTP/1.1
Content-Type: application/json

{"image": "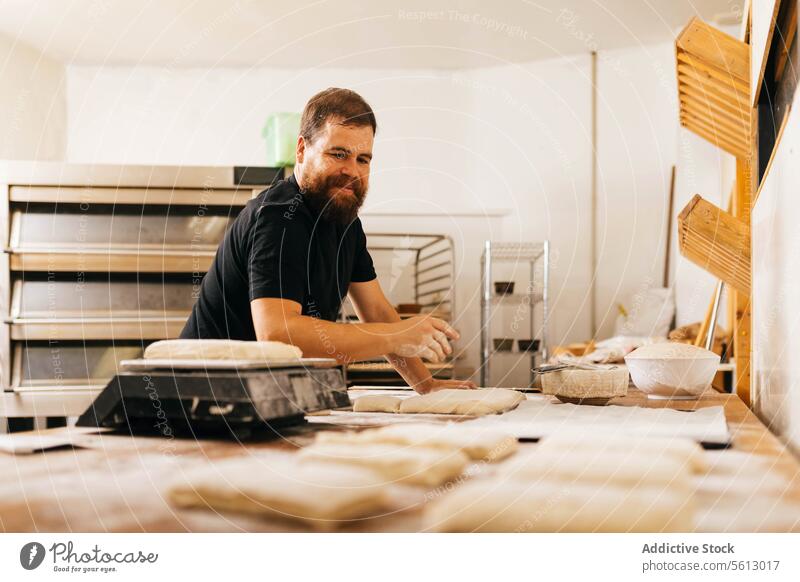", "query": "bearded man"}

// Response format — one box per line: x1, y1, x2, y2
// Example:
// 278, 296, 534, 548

181, 88, 474, 393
